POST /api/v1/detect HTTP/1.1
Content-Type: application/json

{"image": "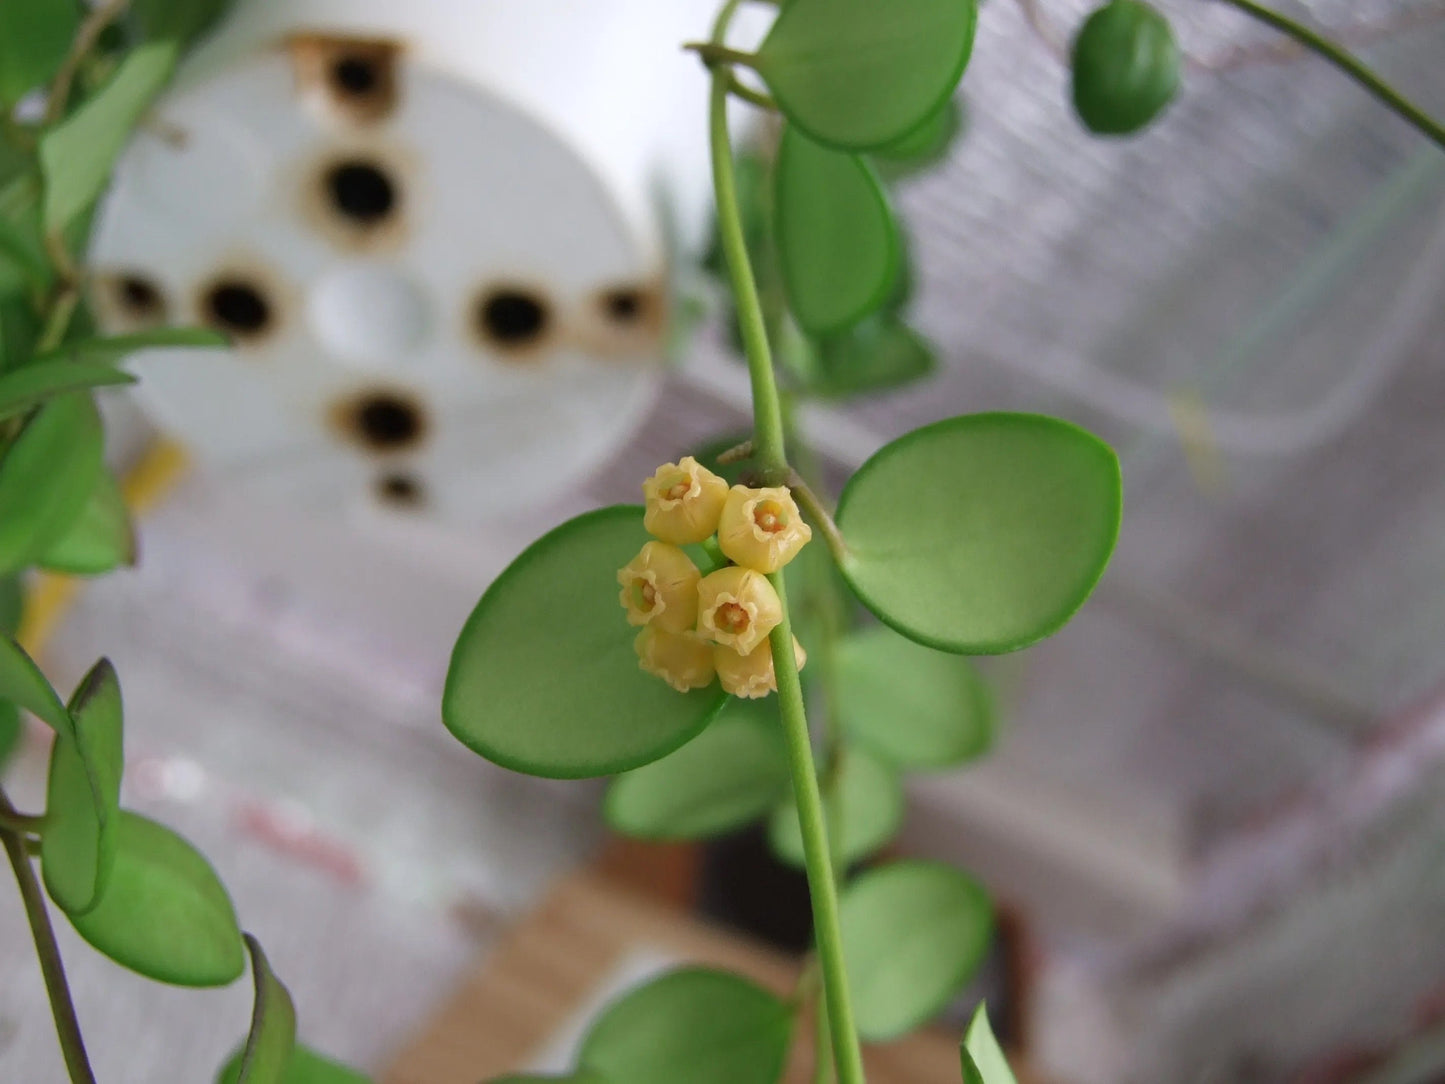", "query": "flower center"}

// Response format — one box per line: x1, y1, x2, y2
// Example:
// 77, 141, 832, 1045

630, 580, 657, 612
753, 499, 787, 534
662, 475, 692, 501
715, 601, 750, 634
